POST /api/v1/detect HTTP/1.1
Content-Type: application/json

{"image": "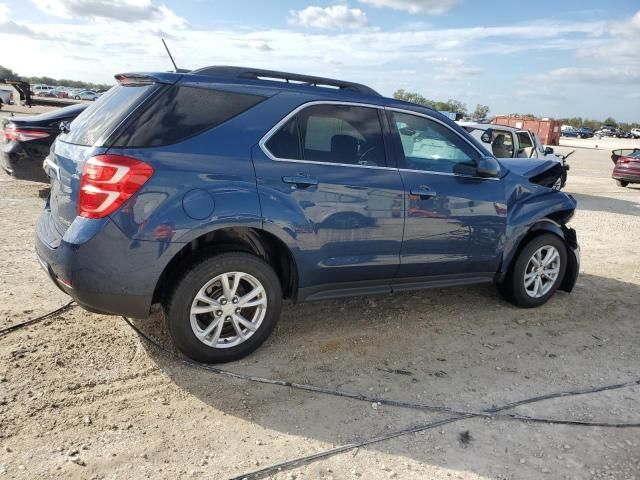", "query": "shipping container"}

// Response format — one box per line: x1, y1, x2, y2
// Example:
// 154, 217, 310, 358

491, 116, 561, 146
